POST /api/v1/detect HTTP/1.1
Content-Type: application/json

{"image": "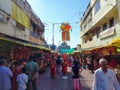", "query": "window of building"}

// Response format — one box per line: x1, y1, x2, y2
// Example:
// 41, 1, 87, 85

16, 22, 25, 30
85, 39, 87, 43
84, 20, 87, 29
96, 32, 99, 38
81, 27, 83, 31
109, 18, 114, 27
88, 13, 92, 23
89, 37, 92, 41
94, 0, 100, 14
103, 23, 107, 31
